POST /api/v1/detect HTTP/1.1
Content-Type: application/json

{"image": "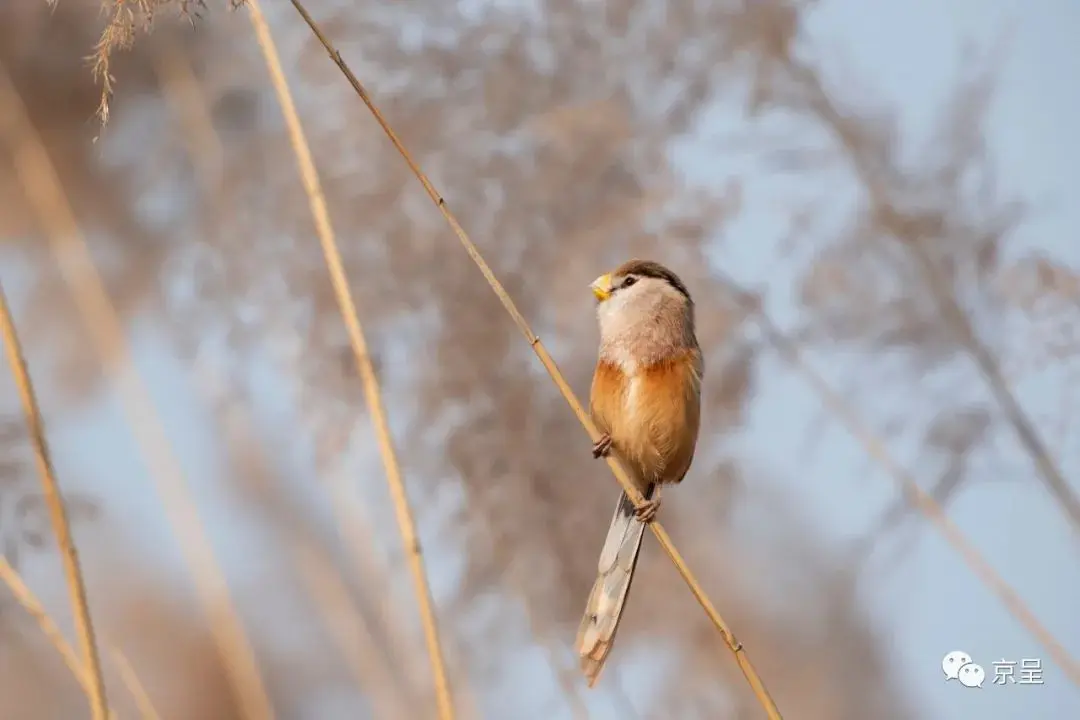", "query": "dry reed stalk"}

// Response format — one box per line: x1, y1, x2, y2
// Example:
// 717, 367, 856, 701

311, 500, 480, 719
0, 560, 161, 720
245, 2, 455, 718
152, 40, 483, 719
284, 2, 782, 717
716, 274, 1080, 687
152, 51, 388, 705
0, 556, 107, 714
0, 285, 110, 720
0, 63, 275, 720
109, 646, 163, 720
0, 559, 158, 720
298, 490, 480, 719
